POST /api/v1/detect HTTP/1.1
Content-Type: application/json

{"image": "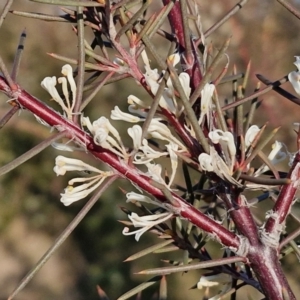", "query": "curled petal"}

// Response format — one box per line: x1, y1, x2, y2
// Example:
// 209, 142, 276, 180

245, 125, 260, 148
198, 153, 214, 172
145, 162, 165, 184
128, 125, 142, 150
288, 71, 300, 95
127, 95, 149, 108
111, 106, 141, 123
168, 53, 180, 66
81, 116, 95, 134
123, 212, 173, 241
199, 84, 215, 125
148, 119, 186, 149
288, 57, 300, 95
126, 192, 154, 204
268, 141, 286, 162
178, 72, 191, 98
293, 56, 300, 71
209, 130, 236, 158
144, 65, 160, 94
41, 76, 65, 109
94, 128, 109, 146
61, 64, 76, 100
